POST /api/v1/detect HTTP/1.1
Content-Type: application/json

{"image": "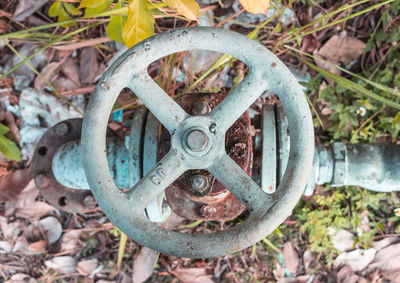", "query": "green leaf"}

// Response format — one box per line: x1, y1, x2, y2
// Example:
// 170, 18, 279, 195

0, 135, 21, 161
48, 2, 61, 17
58, 6, 73, 28
79, 0, 106, 9
0, 123, 10, 136
64, 3, 82, 16
122, 0, 154, 48
84, 0, 112, 17
163, 0, 199, 21
106, 1, 127, 44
